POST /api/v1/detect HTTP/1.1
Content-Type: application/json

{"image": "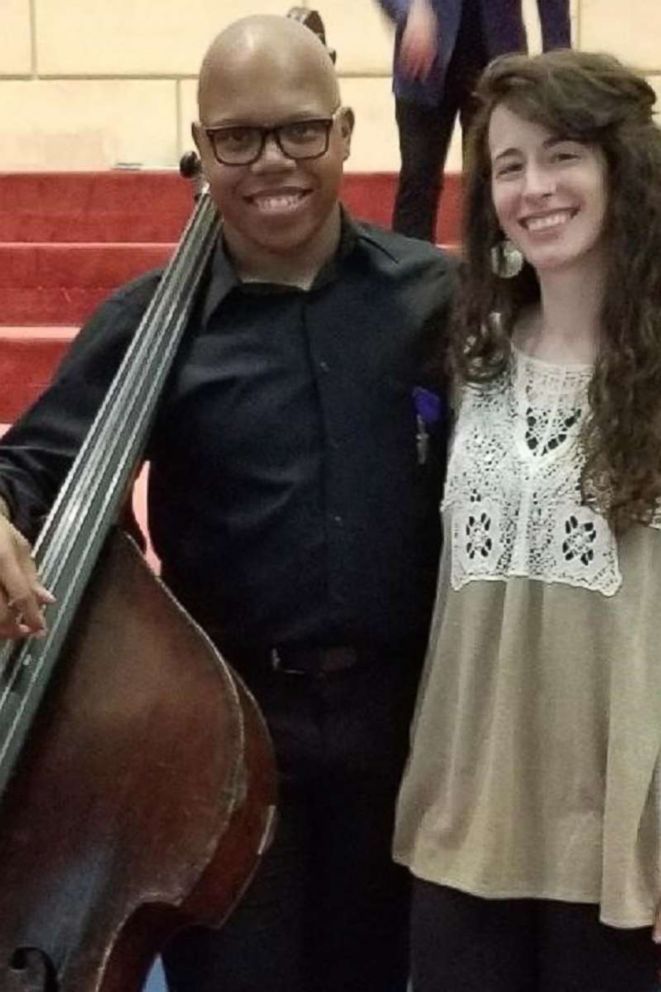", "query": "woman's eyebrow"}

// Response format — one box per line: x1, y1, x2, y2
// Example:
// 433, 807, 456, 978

492, 146, 521, 163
